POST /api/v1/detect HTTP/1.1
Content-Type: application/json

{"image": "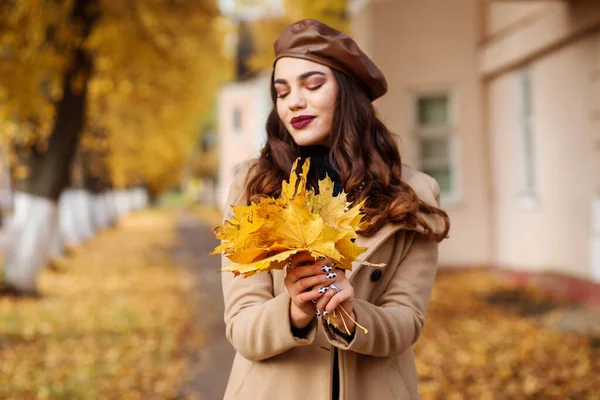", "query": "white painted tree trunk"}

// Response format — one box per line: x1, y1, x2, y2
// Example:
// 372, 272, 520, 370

73, 189, 95, 241
114, 189, 130, 217
141, 188, 149, 208
12, 192, 34, 230
4, 193, 58, 292
105, 191, 118, 225
130, 188, 141, 211
91, 193, 109, 230
124, 189, 134, 213
59, 189, 81, 247
134, 188, 144, 209
141, 188, 149, 209
131, 187, 148, 210
47, 210, 64, 260
113, 190, 124, 217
